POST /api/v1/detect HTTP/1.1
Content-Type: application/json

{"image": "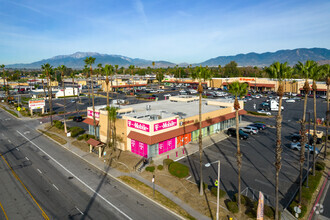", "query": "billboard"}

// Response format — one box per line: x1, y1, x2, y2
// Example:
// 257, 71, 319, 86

29, 99, 45, 110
